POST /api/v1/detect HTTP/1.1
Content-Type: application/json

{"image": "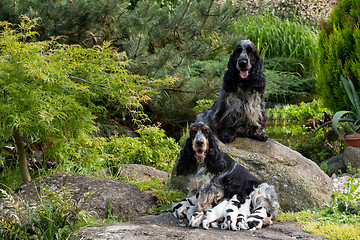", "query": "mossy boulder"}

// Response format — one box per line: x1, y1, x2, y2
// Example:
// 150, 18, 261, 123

15, 171, 156, 220
171, 138, 332, 211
